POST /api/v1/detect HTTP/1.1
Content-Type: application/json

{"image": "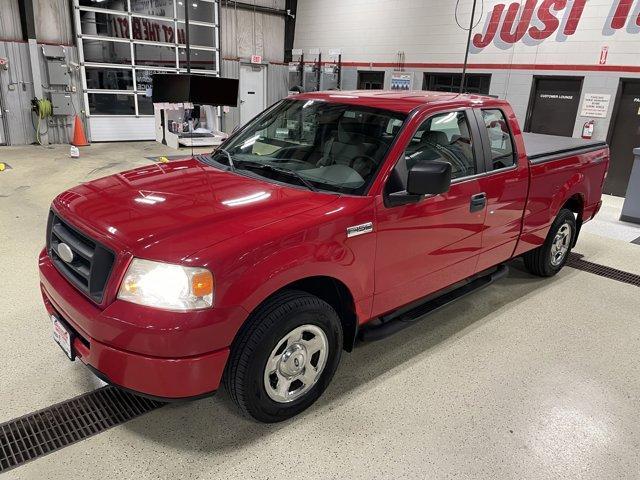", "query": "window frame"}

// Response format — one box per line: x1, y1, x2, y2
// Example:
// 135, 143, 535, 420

383, 107, 486, 203
472, 108, 519, 175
